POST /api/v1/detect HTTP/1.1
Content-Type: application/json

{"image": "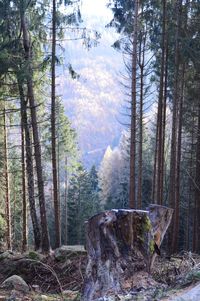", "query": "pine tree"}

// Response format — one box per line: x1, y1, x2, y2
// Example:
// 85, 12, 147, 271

68, 165, 100, 244
3, 107, 12, 250
129, 0, 139, 209
51, 0, 61, 249
17, 78, 41, 250
169, 0, 182, 253
19, 1, 50, 252
21, 121, 27, 252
